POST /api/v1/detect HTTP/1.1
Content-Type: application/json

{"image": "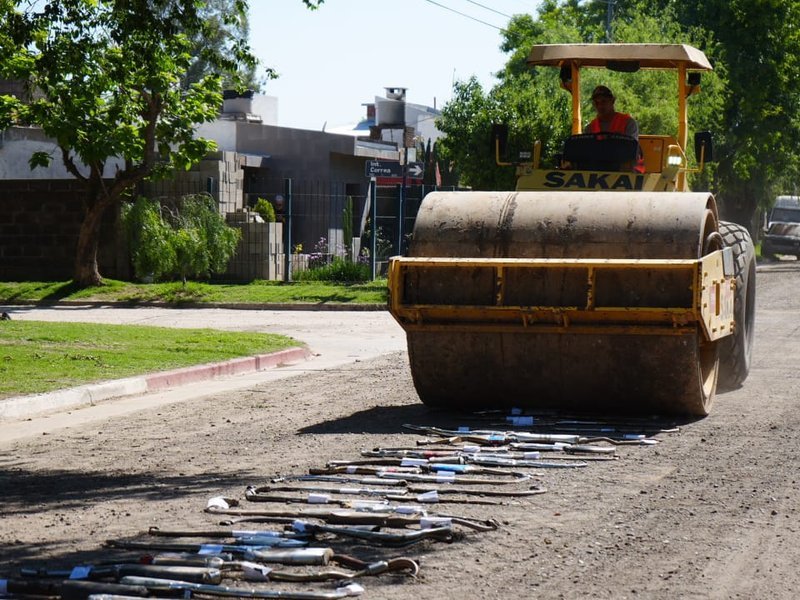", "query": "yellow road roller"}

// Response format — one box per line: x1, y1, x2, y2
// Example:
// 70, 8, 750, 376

388, 44, 756, 417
